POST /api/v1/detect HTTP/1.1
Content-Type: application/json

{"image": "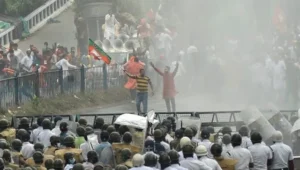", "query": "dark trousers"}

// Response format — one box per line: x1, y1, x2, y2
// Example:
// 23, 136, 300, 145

165, 97, 176, 112
136, 92, 148, 114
